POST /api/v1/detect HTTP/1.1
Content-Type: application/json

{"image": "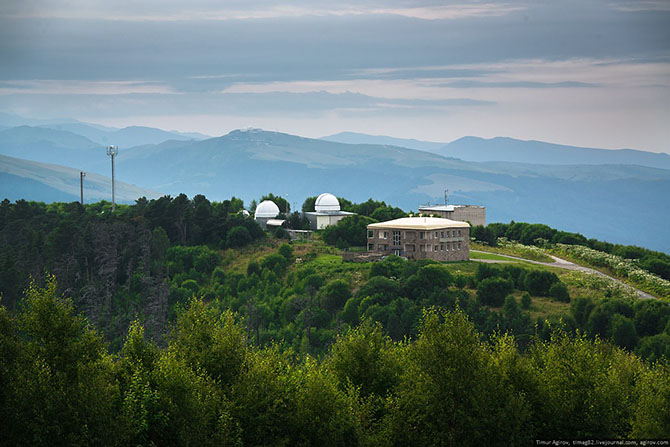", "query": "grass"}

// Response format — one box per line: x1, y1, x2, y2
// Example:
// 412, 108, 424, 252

471, 241, 554, 263
442, 261, 480, 275
526, 294, 572, 321
469, 251, 521, 262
